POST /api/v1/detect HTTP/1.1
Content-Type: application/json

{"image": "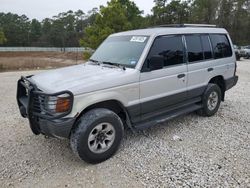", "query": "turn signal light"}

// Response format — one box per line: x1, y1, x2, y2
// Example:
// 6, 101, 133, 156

56, 97, 71, 113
